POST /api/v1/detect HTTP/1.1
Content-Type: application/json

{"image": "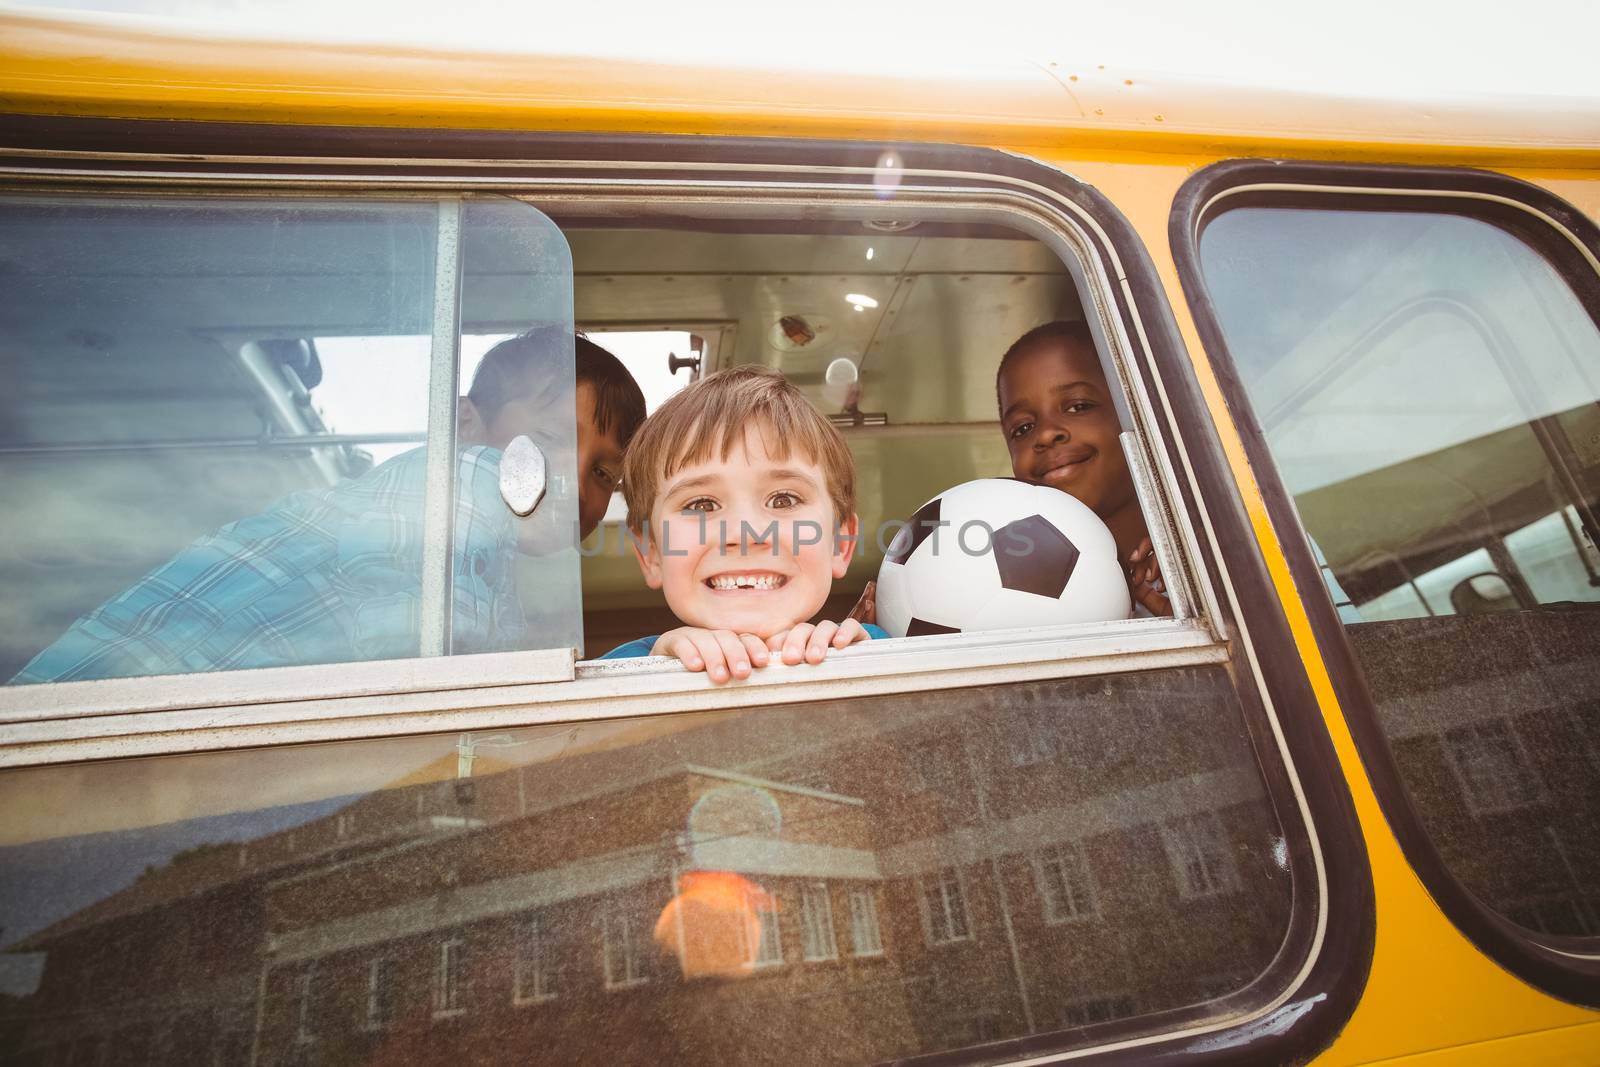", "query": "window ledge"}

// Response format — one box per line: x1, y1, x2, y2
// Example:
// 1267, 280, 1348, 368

0, 617, 1222, 767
